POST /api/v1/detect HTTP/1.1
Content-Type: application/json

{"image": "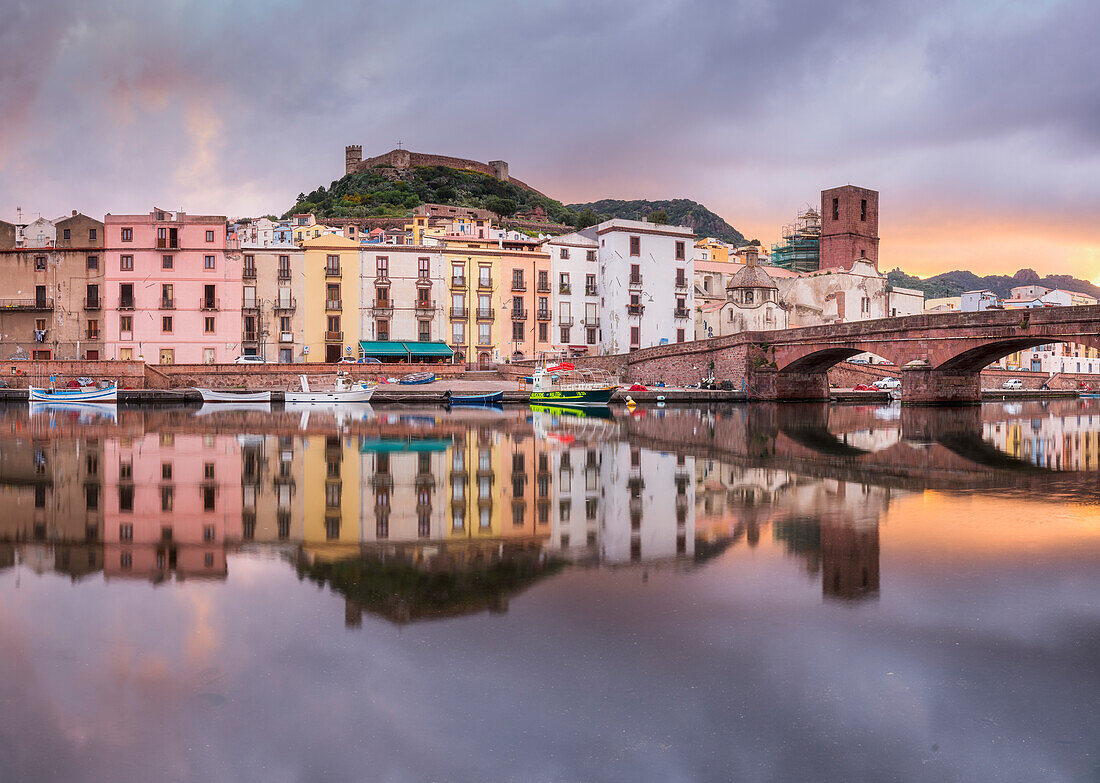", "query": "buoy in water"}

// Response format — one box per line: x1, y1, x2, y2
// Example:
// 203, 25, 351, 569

625, 395, 636, 409
656, 394, 665, 402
